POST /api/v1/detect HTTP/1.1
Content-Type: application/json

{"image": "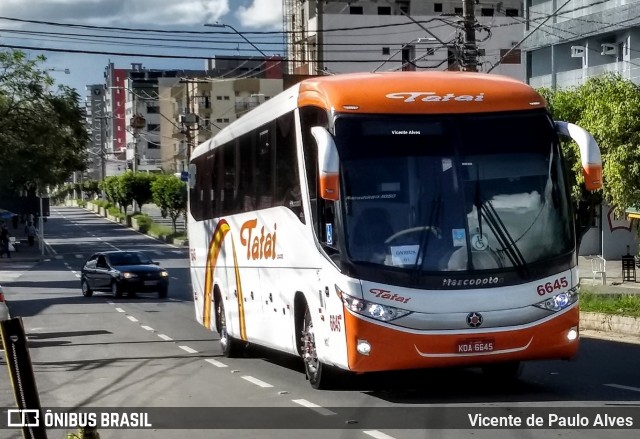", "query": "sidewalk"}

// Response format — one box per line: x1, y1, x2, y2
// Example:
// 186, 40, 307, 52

578, 255, 640, 294
0, 237, 48, 263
